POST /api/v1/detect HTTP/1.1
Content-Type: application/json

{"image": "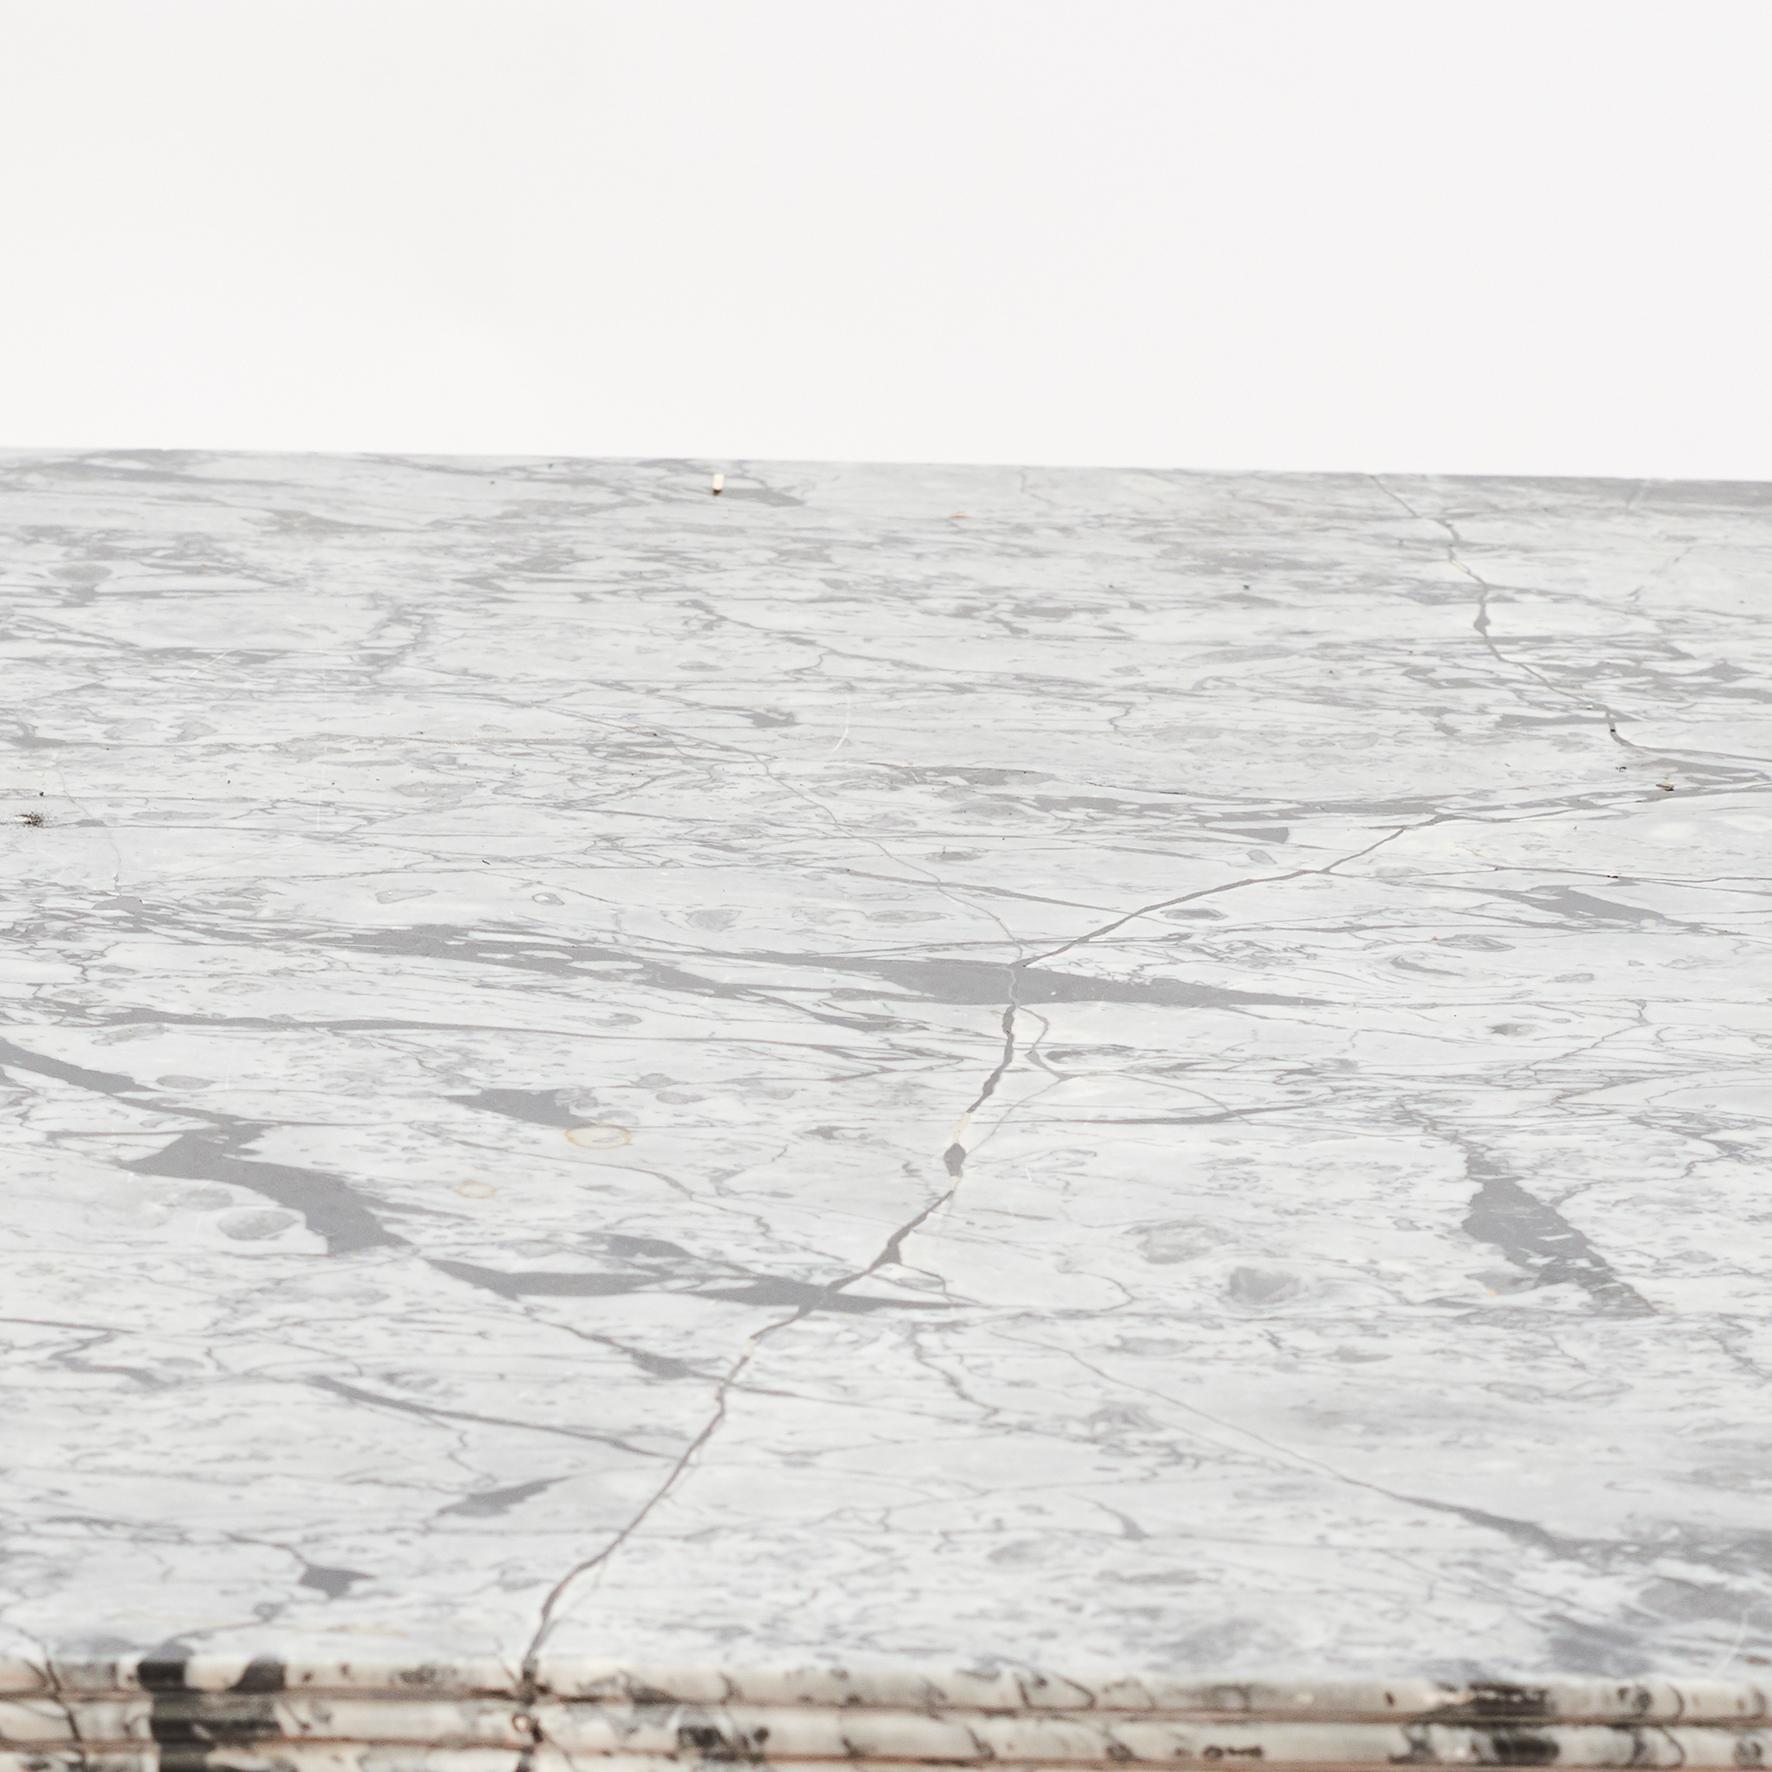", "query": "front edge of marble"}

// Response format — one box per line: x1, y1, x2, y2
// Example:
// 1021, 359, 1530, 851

5, 1658, 1772, 1769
